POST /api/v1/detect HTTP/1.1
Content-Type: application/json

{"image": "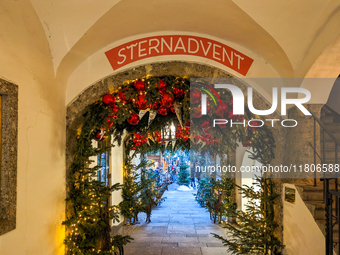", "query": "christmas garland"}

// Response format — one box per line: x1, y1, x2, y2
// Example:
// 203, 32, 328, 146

63, 75, 278, 254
